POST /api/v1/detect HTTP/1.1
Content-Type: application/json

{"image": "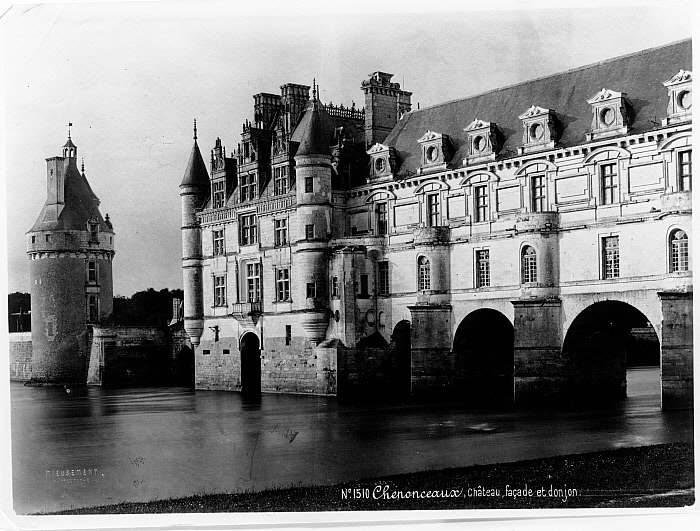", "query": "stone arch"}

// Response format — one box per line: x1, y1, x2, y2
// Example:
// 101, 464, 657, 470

174, 345, 194, 388
561, 300, 659, 401
583, 145, 631, 164
453, 309, 514, 404
240, 332, 261, 396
